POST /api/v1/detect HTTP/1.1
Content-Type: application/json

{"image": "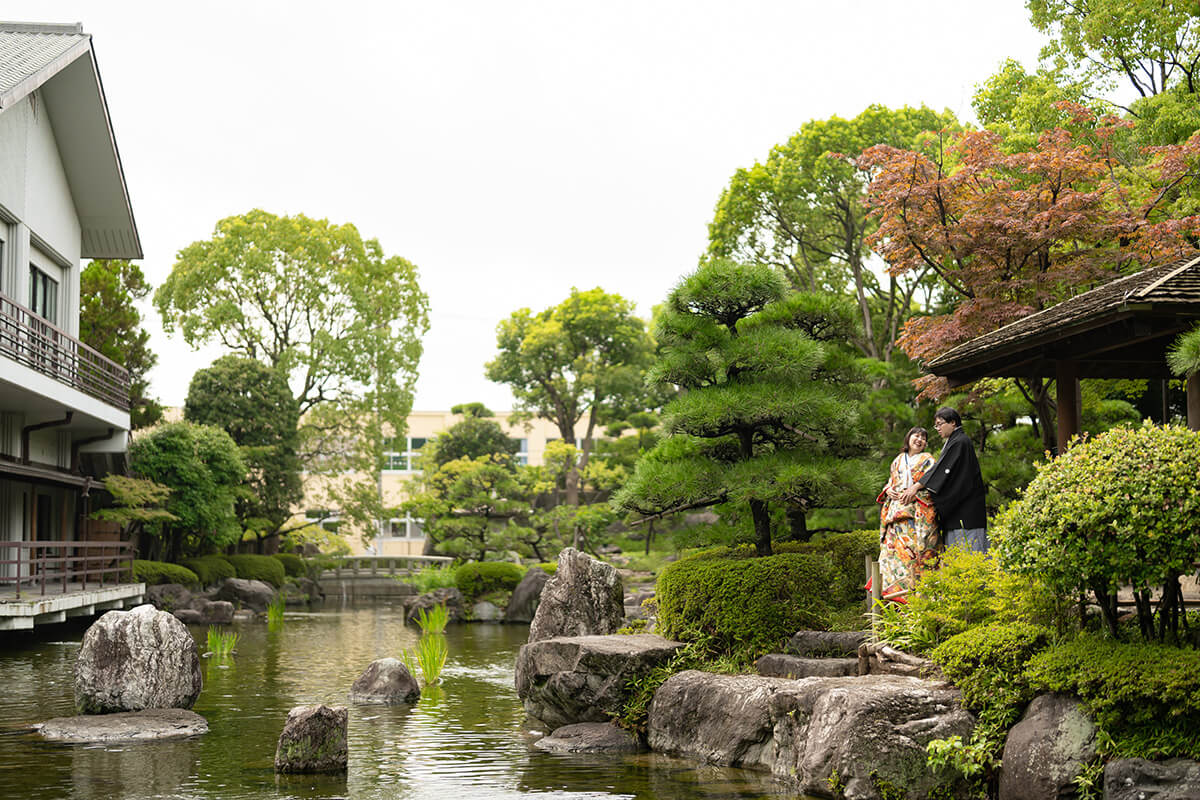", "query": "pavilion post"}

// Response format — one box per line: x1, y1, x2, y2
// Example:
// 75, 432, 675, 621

1188, 373, 1200, 432
1056, 360, 1080, 455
